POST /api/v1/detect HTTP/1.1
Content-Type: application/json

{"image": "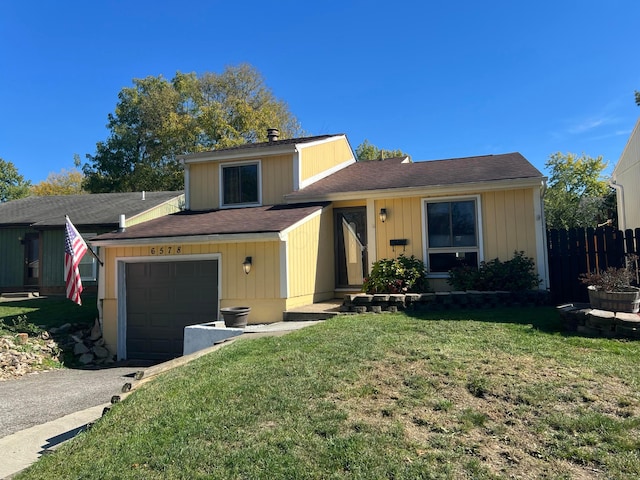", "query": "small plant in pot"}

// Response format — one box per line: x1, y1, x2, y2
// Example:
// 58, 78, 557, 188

579, 255, 640, 313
